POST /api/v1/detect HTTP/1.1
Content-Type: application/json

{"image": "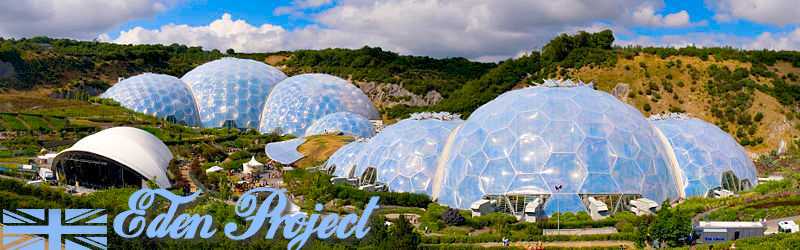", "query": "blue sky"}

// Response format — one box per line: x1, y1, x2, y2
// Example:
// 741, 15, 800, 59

1, 0, 799, 61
